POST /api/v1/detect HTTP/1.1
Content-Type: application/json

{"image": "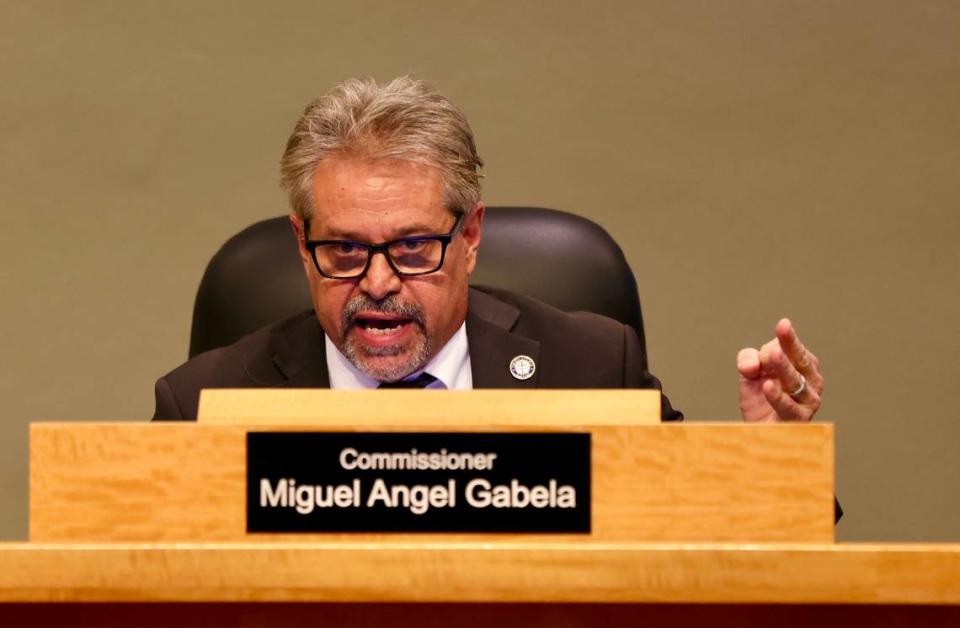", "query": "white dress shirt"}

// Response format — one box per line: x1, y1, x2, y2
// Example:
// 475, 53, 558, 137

325, 322, 473, 390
